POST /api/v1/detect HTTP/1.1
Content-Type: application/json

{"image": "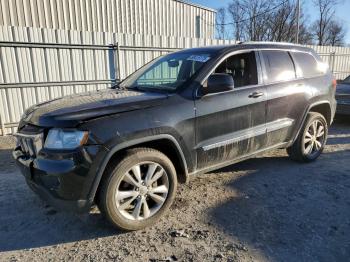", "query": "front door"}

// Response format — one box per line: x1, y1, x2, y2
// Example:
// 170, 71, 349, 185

195, 51, 267, 170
